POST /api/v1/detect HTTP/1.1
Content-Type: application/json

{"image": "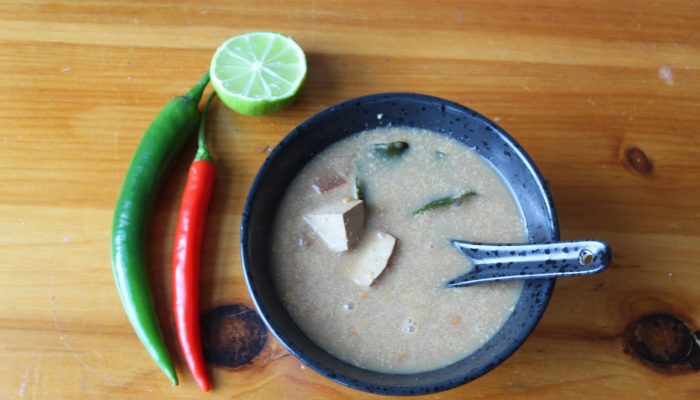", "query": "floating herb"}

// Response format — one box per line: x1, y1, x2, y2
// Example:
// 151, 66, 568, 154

354, 177, 364, 201
413, 190, 477, 215
372, 141, 409, 158
436, 151, 446, 159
